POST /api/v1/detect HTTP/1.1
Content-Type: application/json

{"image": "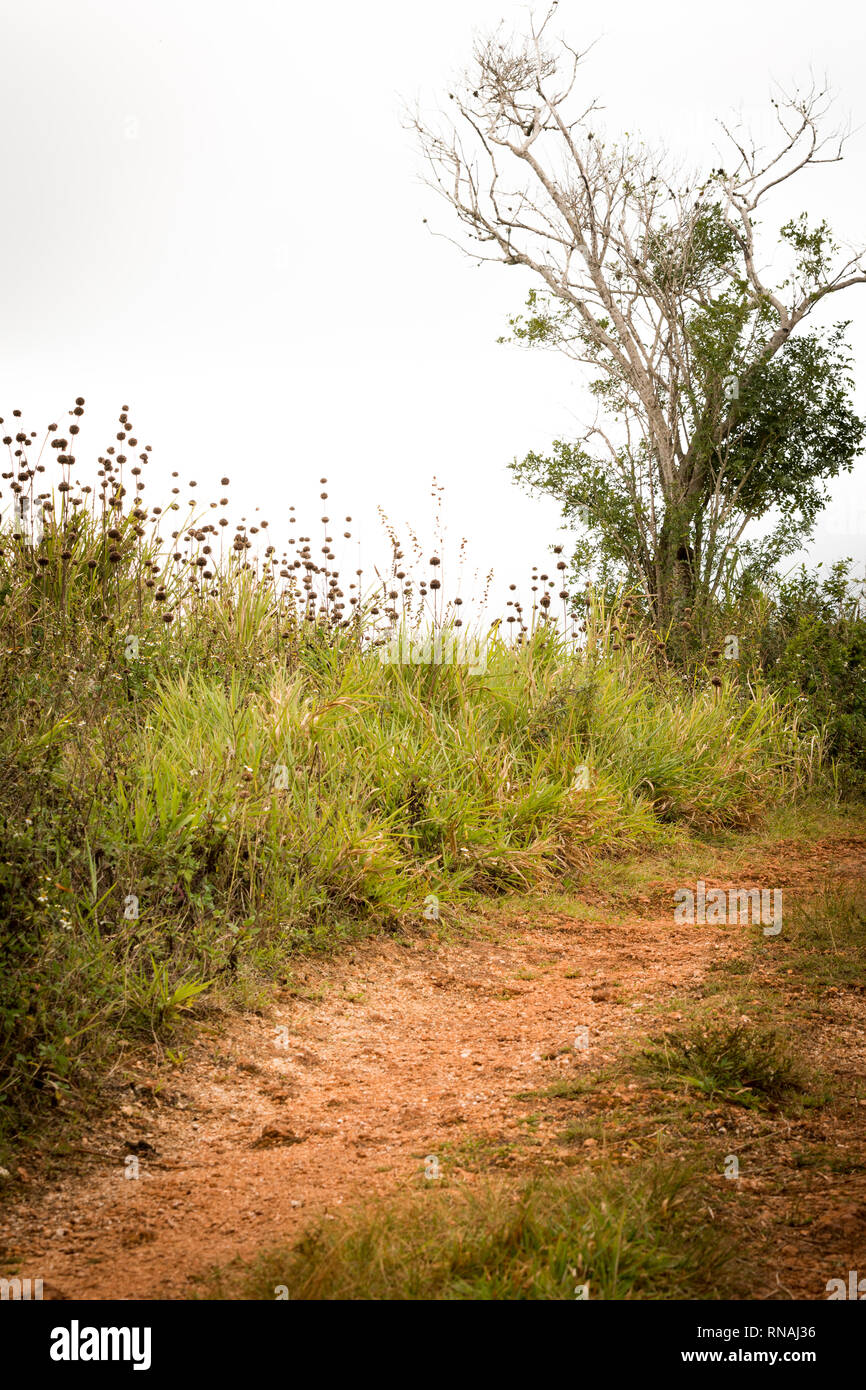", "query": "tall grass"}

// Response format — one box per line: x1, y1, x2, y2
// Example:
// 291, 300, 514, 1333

0, 400, 819, 1144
